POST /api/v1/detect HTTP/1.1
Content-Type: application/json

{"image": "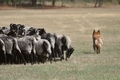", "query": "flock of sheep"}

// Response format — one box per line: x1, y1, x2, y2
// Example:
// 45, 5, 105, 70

0, 23, 74, 65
